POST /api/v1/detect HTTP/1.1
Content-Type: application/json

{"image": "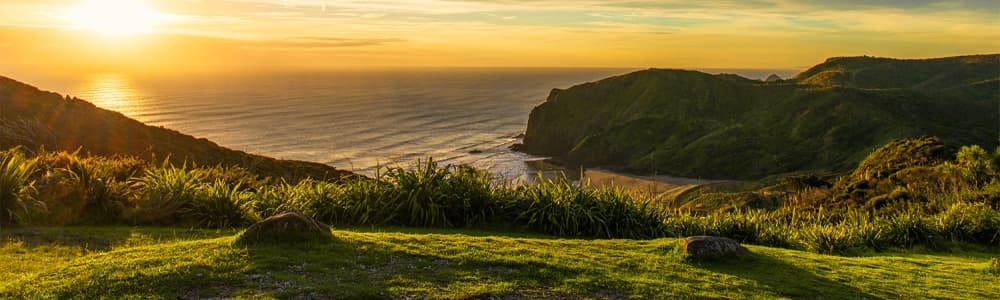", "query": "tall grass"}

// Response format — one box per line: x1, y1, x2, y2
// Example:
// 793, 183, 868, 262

31, 152, 137, 224
507, 177, 663, 239
0, 149, 41, 229
183, 180, 257, 228
128, 164, 205, 225
382, 160, 497, 227
2, 149, 999, 254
